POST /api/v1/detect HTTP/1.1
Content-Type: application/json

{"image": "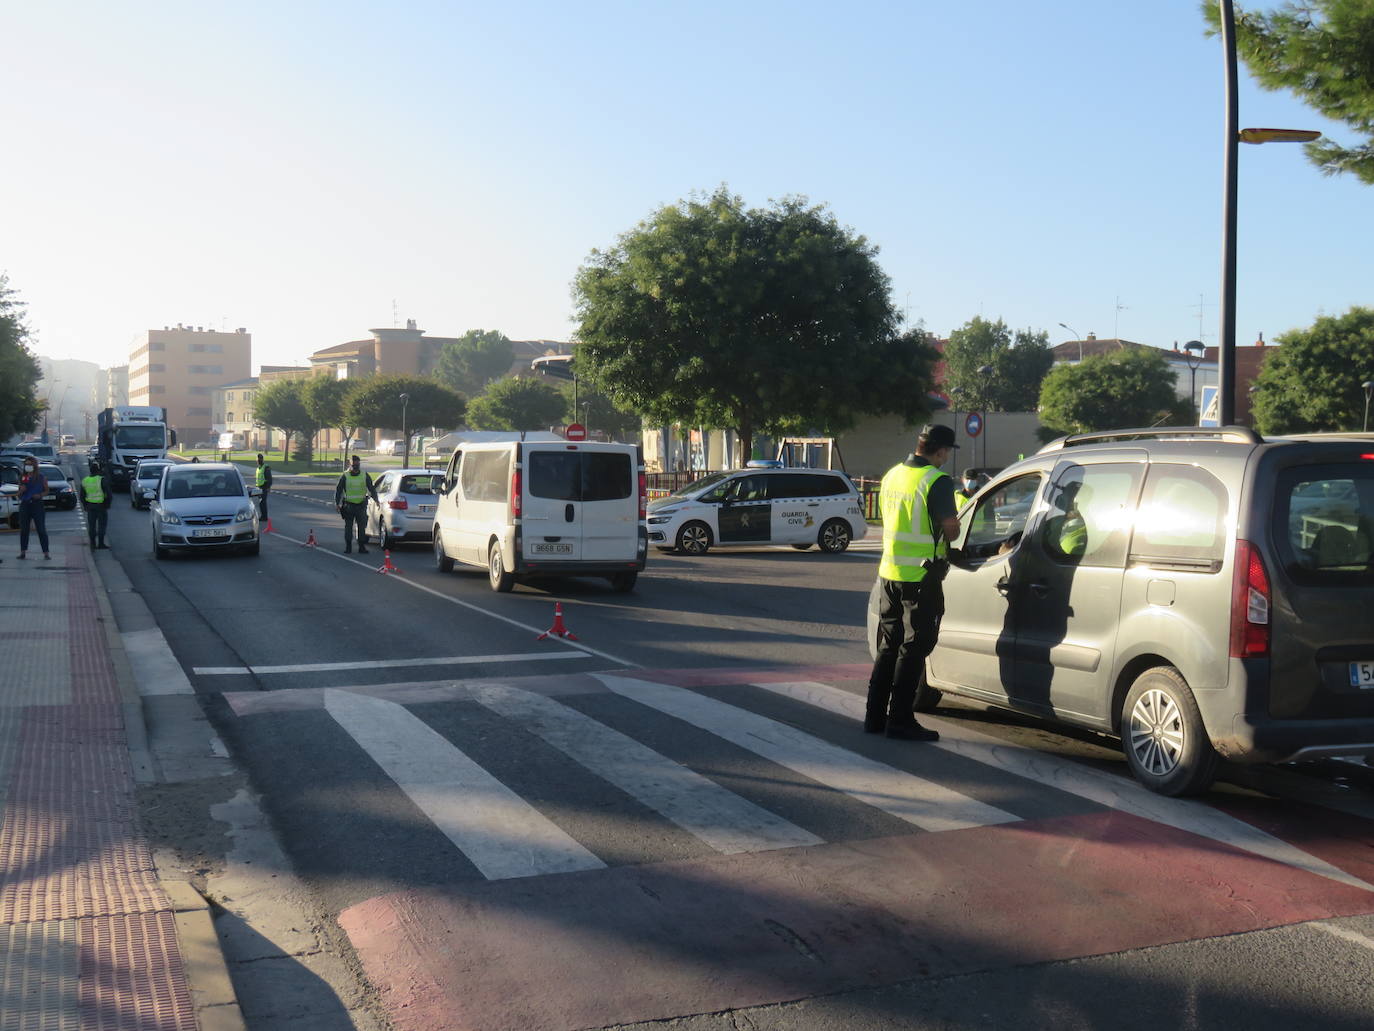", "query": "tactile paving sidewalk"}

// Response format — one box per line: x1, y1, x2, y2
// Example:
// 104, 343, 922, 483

0, 541, 197, 1030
